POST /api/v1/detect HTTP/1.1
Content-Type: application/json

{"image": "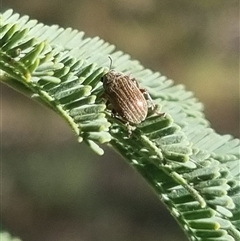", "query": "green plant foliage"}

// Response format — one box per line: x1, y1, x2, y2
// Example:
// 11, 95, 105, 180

1, 9, 239, 241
